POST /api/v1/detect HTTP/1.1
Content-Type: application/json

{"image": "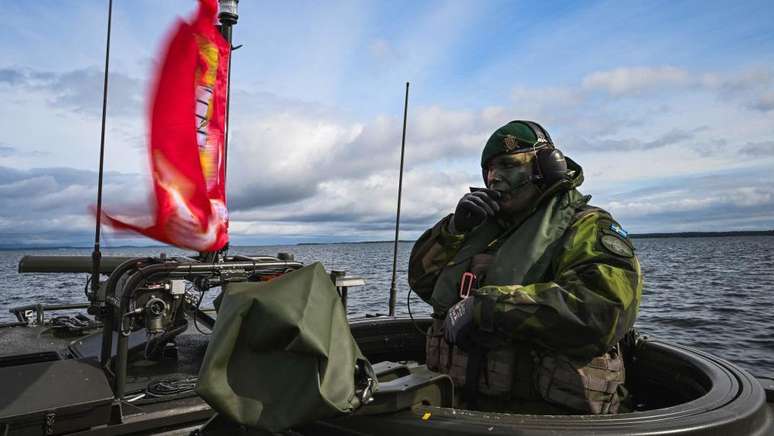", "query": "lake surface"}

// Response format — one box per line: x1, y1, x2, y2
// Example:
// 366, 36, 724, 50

1, 236, 772, 376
